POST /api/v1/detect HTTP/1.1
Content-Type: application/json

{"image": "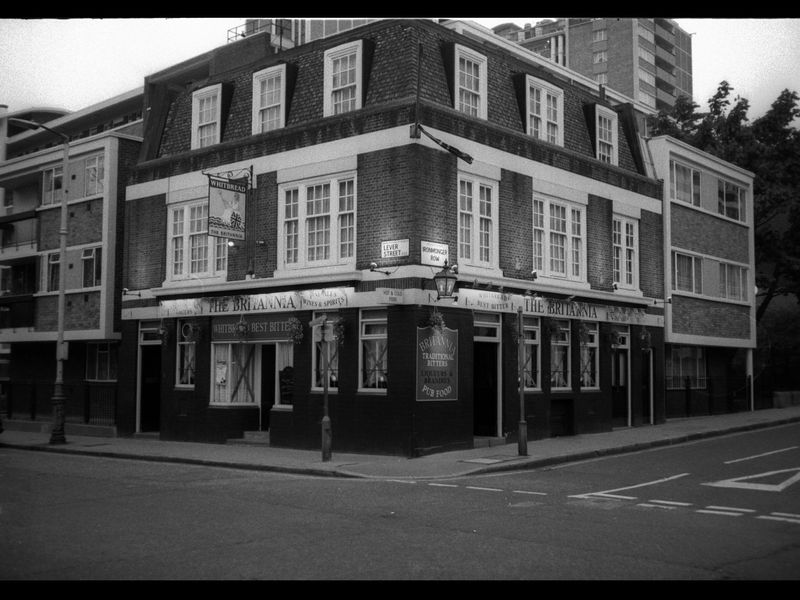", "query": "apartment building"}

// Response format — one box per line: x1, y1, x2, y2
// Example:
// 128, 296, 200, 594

120, 18, 669, 456
646, 136, 756, 416
0, 92, 143, 432
494, 18, 693, 114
